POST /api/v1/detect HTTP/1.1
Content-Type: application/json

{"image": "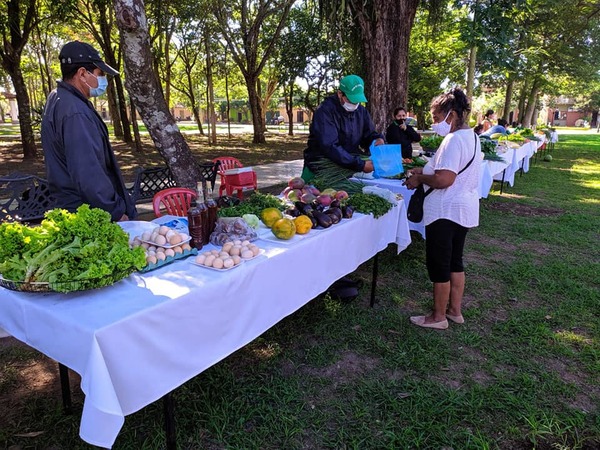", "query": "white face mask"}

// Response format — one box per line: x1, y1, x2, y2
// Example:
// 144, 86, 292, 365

431, 111, 452, 136
342, 101, 359, 112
